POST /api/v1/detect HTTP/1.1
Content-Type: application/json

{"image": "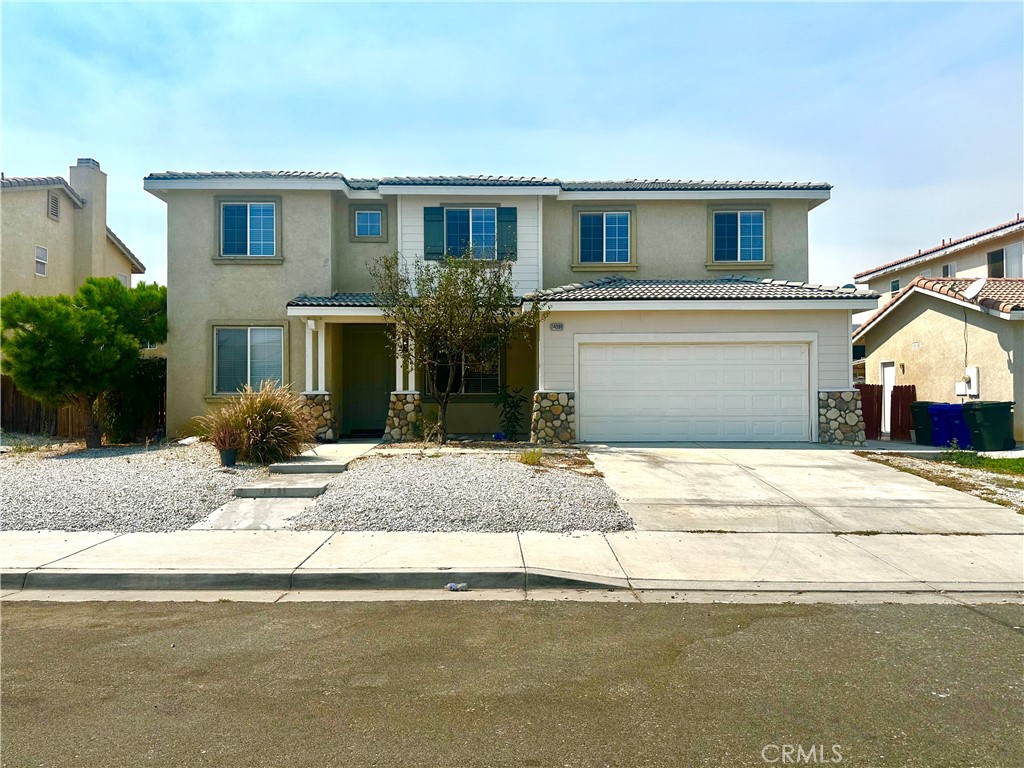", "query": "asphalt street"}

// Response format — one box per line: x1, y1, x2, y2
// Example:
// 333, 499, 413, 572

2, 601, 1022, 767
